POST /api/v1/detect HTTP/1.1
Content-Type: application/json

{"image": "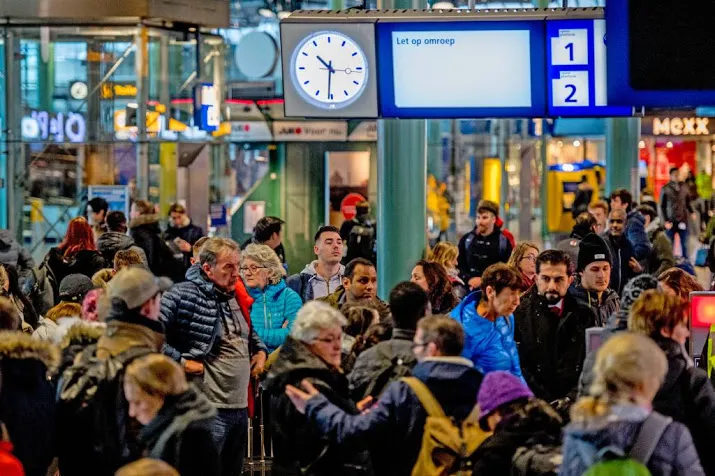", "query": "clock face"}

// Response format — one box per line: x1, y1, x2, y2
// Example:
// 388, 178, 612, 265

291, 31, 369, 110
70, 82, 88, 100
